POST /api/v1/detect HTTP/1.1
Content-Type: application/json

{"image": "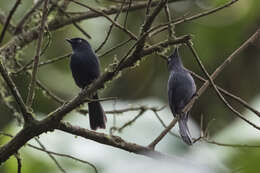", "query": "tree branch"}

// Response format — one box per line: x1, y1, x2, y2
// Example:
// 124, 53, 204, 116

150, 0, 240, 37
15, 0, 45, 34
14, 153, 22, 173
0, 12, 16, 34
187, 69, 260, 118
27, 143, 97, 173
186, 41, 260, 130
0, 59, 33, 122
181, 29, 260, 117
148, 117, 179, 149
49, 0, 181, 30
26, 0, 49, 108
0, 35, 189, 164
57, 122, 176, 160
0, 0, 21, 43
